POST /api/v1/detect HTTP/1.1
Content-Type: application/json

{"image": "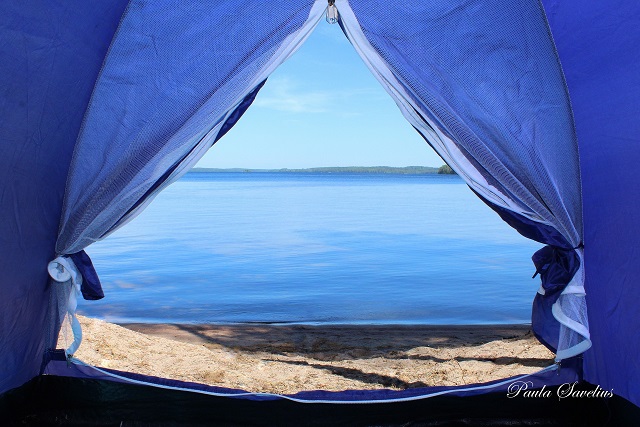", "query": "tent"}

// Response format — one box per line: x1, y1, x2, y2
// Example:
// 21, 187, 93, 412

1, 0, 639, 424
